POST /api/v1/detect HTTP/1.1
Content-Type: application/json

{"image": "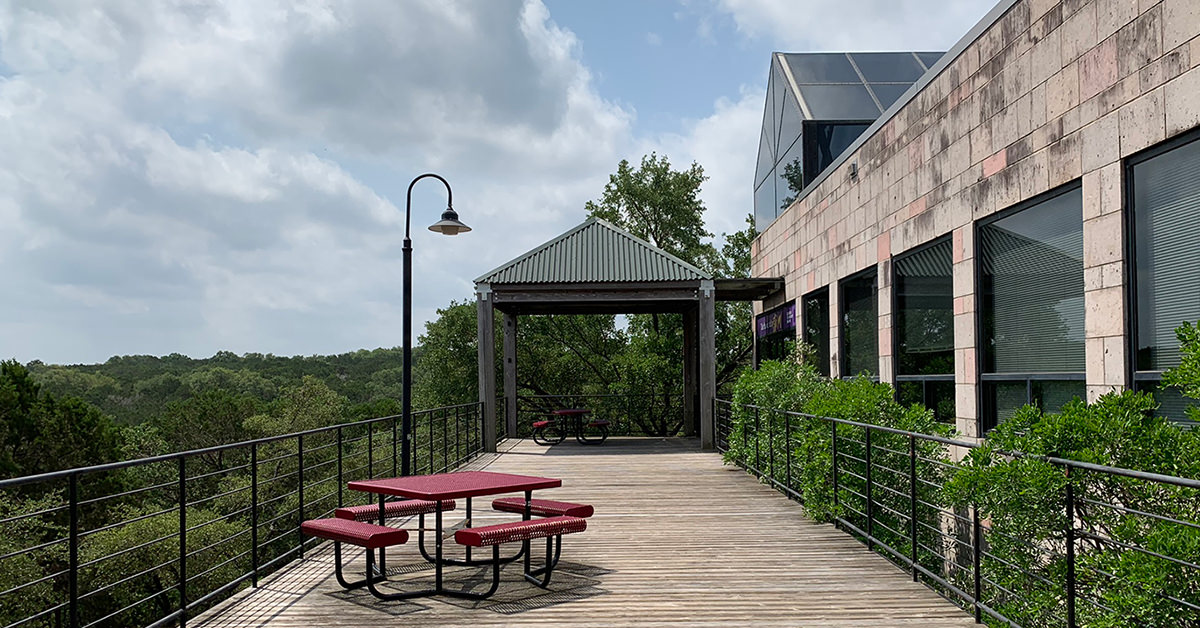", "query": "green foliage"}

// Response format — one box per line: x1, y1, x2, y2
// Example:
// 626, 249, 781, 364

0, 360, 120, 479
1163, 320, 1200, 424
0, 492, 64, 627
584, 152, 714, 267
946, 392, 1200, 627
77, 506, 248, 627
725, 350, 952, 524
244, 376, 347, 437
